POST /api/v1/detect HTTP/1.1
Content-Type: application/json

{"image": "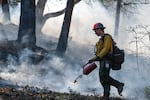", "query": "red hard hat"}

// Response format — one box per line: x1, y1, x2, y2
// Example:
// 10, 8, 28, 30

93, 23, 105, 30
